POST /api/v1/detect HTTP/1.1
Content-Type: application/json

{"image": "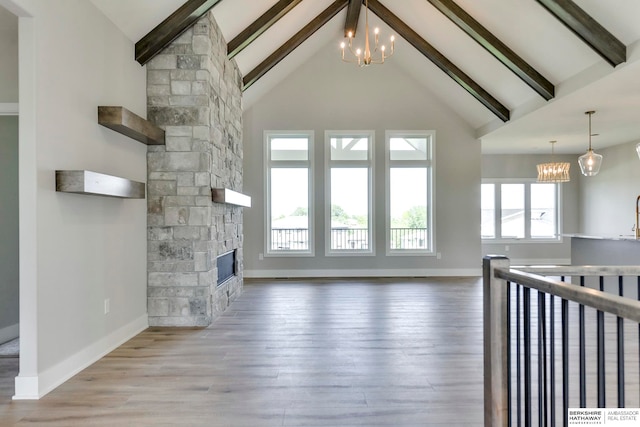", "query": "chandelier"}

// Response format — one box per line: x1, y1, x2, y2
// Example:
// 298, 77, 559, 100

340, 0, 395, 66
577, 110, 603, 177
537, 140, 570, 183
